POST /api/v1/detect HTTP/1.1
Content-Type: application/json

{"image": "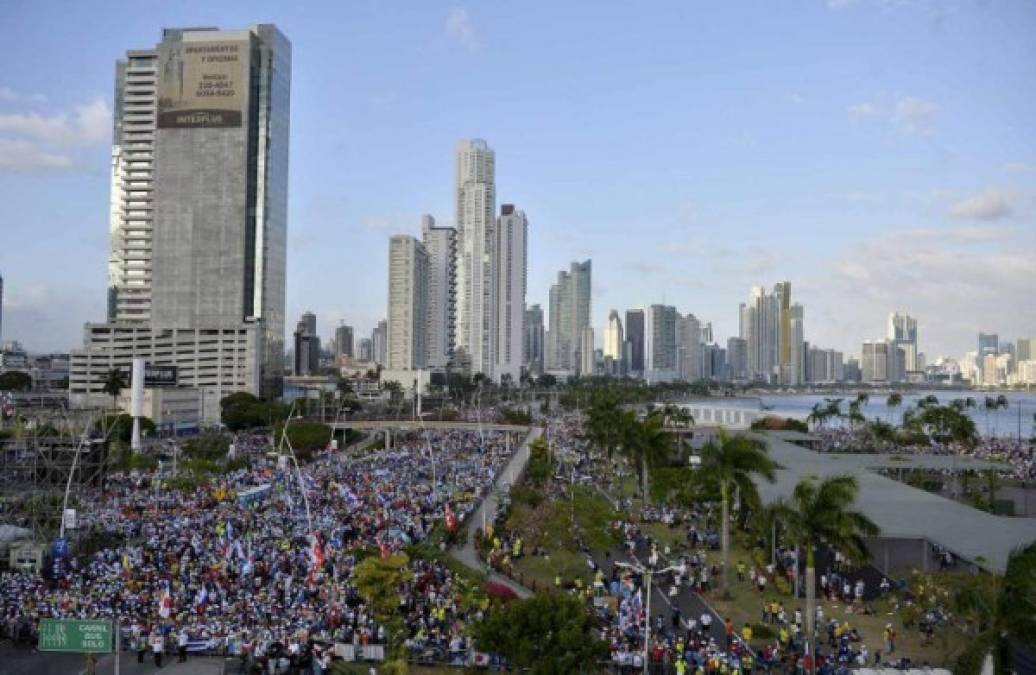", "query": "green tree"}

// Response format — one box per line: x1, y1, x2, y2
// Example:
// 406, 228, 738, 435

475, 592, 608, 674
775, 475, 879, 661
101, 413, 156, 444
904, 403, 979, 446
353, 552, 413, 653
697, 428, 776, 596
584, 391, 624, 459
886, 392, 903, 423
0, 371, 32, 391
620, 411, 672, 505
102, 368, 127, 410
951, 541, 1036, 675
280, 421, 332, 461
